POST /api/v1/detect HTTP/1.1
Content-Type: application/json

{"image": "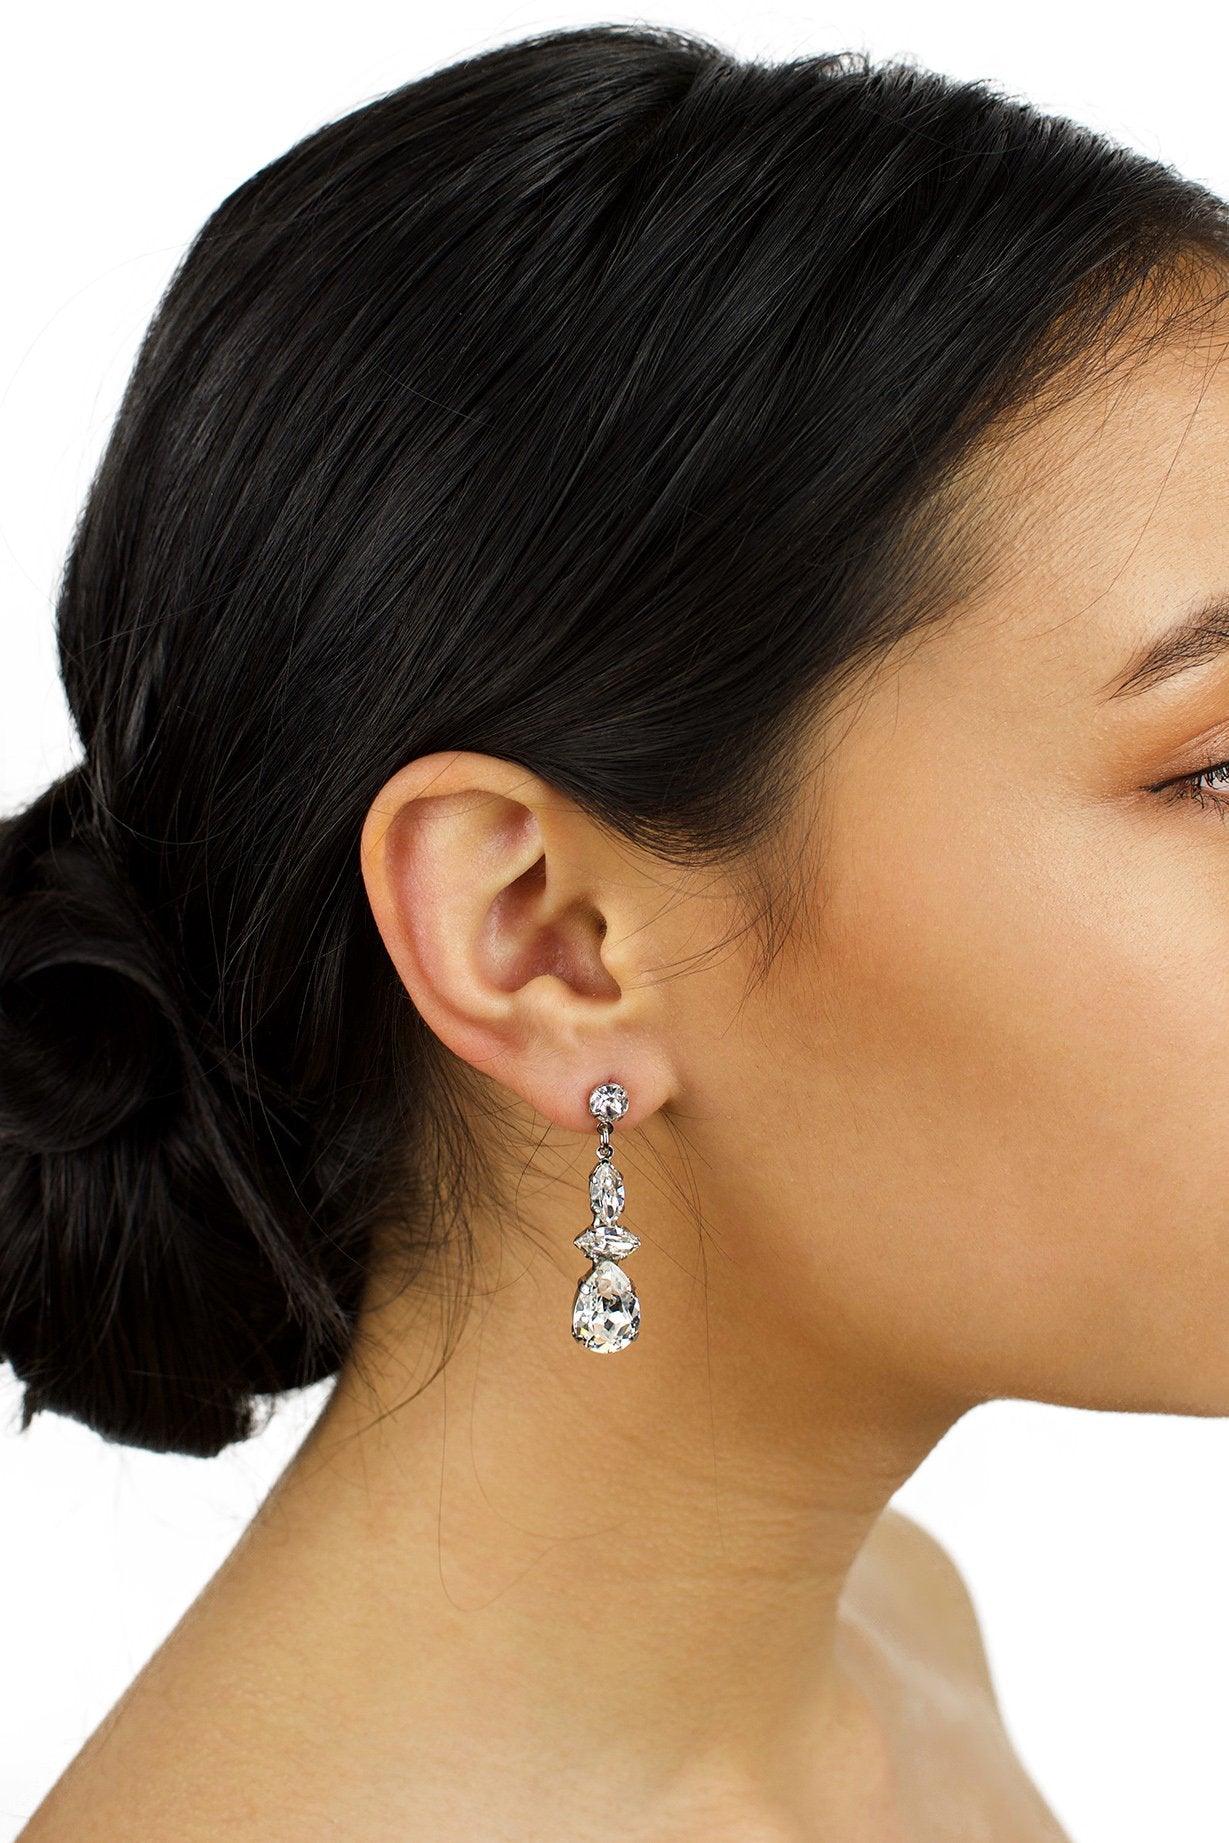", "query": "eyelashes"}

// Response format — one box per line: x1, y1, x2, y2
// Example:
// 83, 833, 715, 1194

1159, 756, 1229, 818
